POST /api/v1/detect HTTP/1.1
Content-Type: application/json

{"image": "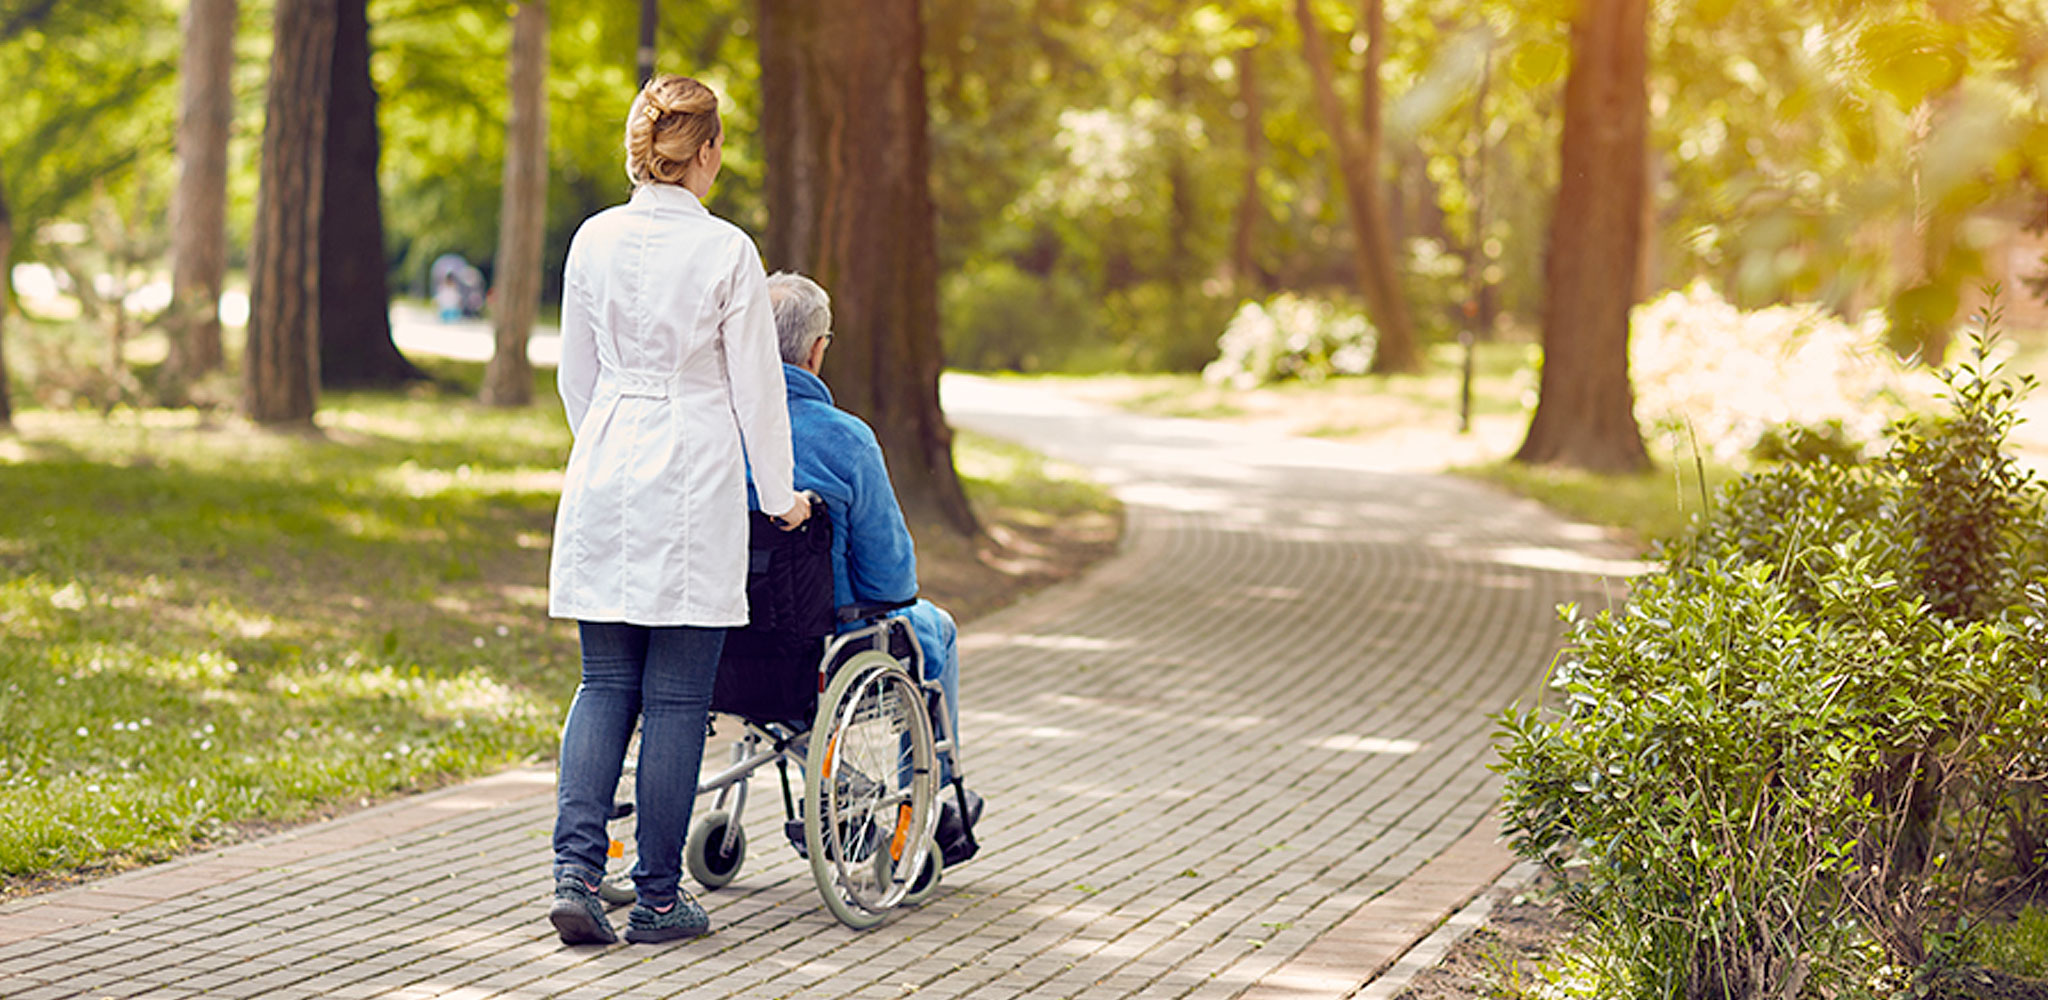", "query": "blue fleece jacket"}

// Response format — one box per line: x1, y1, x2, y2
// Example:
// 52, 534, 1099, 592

779, 364, 919, 609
